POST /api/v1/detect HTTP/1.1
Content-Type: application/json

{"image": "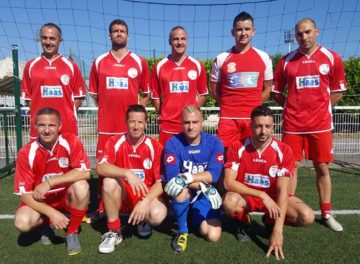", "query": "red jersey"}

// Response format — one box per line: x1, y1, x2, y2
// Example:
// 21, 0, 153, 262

21, 55, 86, 137
99, 134, 163, 188
89, 51, 150, 134
211, 47, 273, 119
14, 133, 90, 198
225, 137, 293, 198
151, 55, 208, 132
273, 46, 347, 134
